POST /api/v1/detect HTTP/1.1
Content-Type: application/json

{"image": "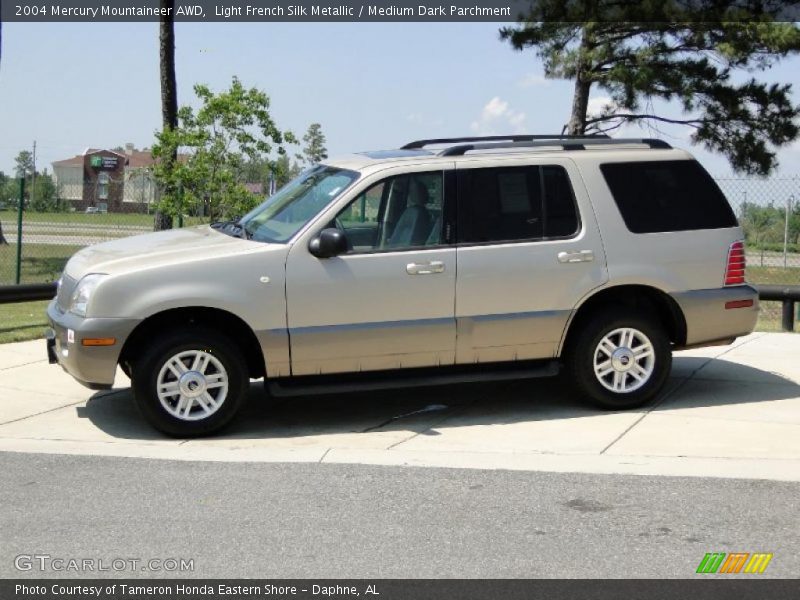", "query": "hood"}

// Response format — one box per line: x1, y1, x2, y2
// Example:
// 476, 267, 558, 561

64, 226, 260, 278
